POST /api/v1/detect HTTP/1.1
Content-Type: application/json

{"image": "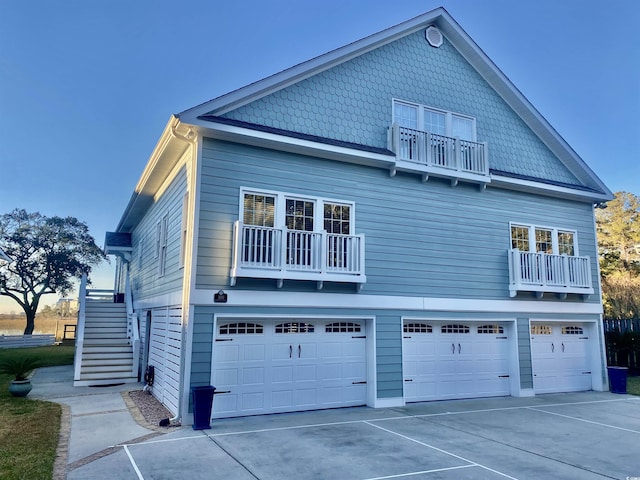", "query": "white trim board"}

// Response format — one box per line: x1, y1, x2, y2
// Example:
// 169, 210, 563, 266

191, 289, 603, 315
